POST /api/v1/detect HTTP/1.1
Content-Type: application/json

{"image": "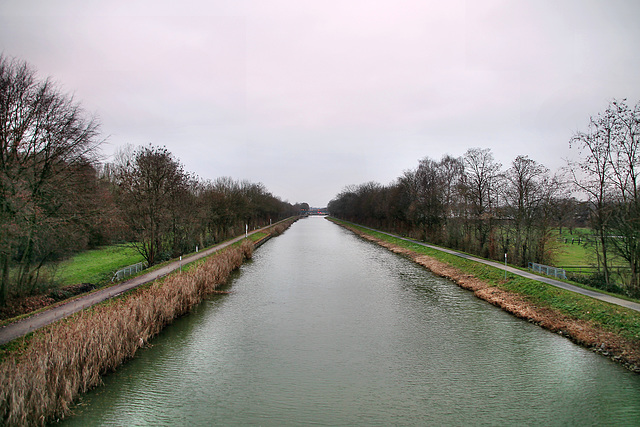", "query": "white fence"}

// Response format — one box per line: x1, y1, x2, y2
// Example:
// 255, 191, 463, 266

528, 262, 567, 280
112, 261, 147, 282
